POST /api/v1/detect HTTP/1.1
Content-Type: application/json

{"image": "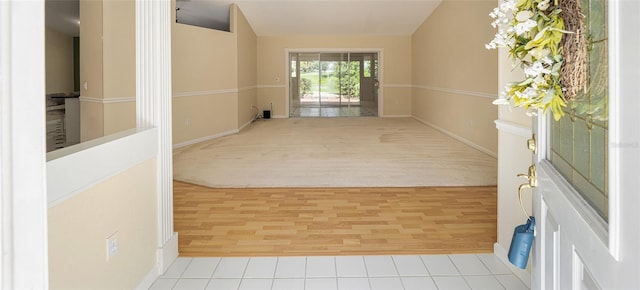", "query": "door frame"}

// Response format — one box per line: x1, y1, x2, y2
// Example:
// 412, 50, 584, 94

284, 48, 383, 118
